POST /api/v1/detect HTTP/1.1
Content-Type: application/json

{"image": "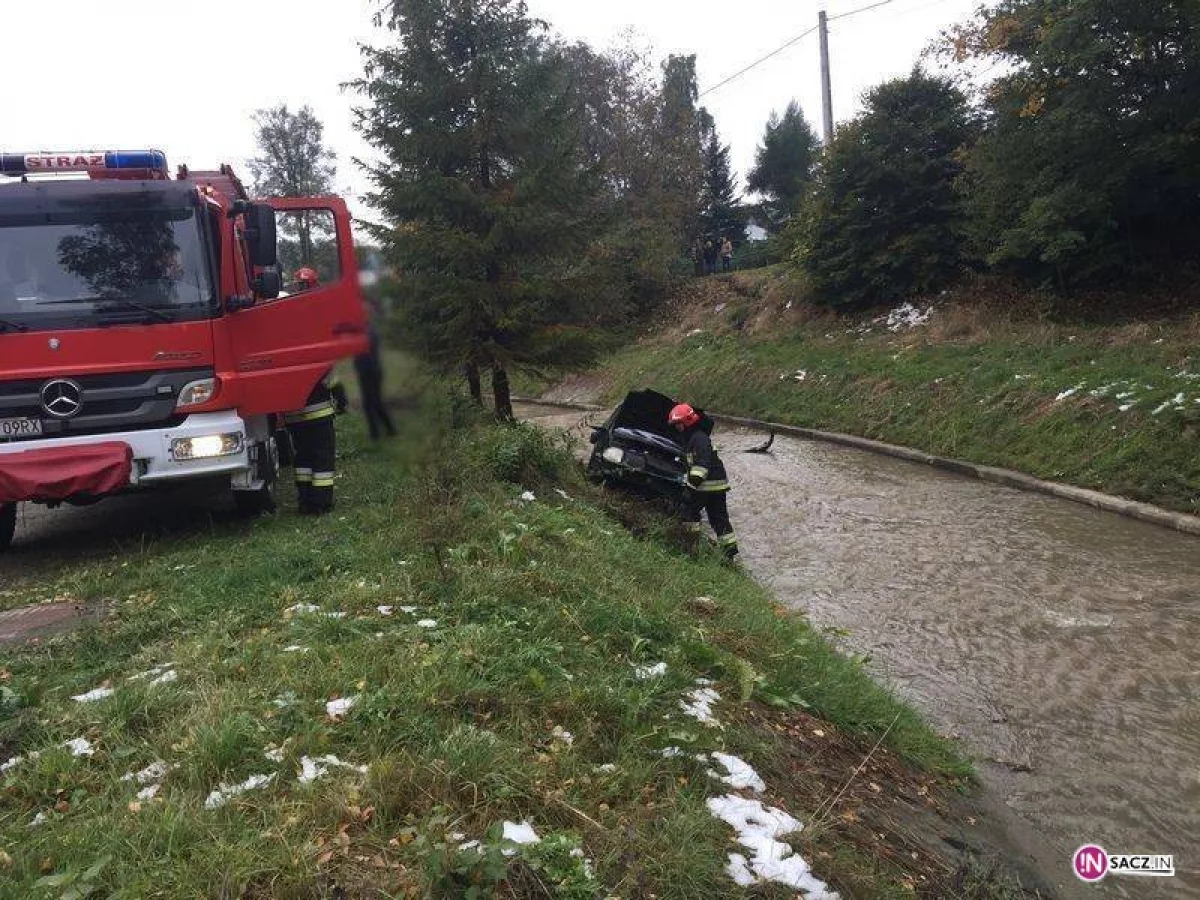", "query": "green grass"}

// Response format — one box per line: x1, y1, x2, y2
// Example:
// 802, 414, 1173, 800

586, 271, 1200, 514
0, 382, 986, 898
